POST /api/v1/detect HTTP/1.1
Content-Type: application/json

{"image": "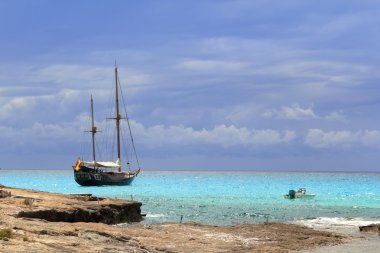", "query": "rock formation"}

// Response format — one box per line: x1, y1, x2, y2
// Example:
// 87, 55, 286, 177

17, 194, 142, 224
0, 189, 11, 198
359, 224, 380, 235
